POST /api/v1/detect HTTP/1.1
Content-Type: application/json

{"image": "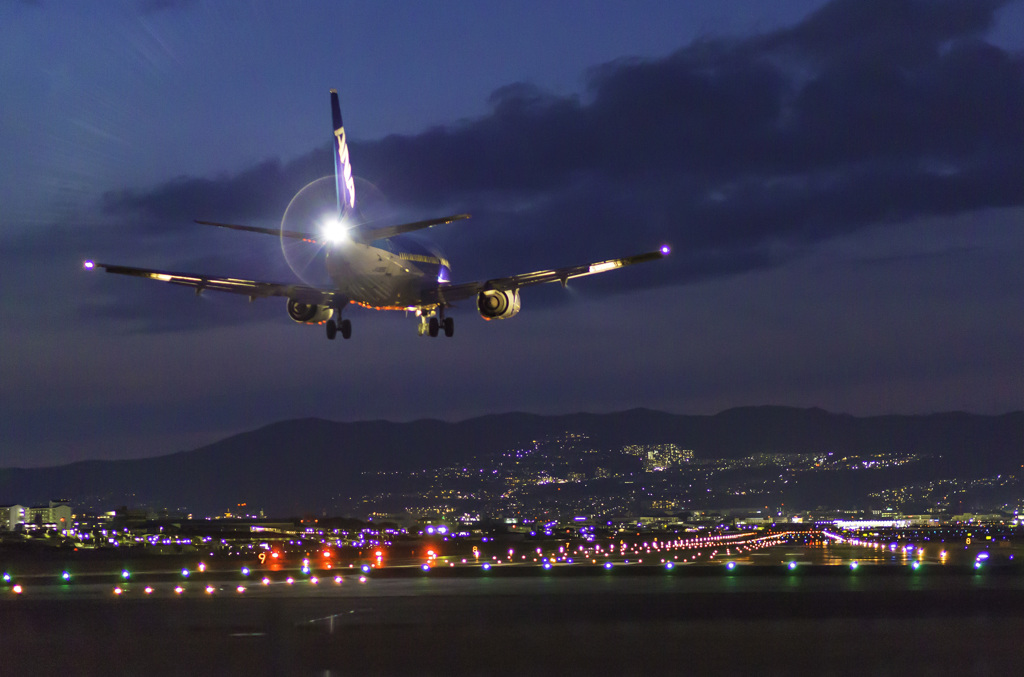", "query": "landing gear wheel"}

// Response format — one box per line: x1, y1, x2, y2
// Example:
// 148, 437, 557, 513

326, 319, 337, 340
443, 317, 454, 337
428, 317, 439, 337
340, 318, 352, 339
